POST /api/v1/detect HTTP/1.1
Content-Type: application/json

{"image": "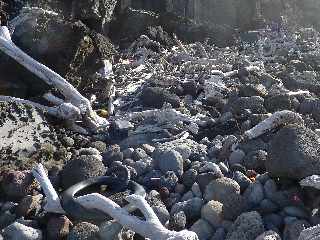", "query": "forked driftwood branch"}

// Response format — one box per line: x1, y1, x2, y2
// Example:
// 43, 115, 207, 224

0, 26, 109, 133
32, 164, 199, 240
